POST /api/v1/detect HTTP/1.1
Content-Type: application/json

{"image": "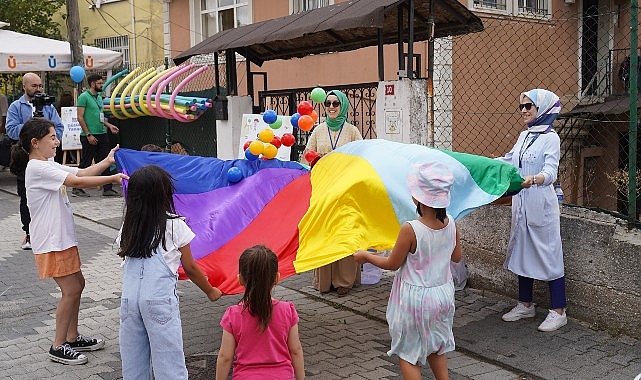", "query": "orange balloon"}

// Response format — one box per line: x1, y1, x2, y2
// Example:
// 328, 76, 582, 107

298, 115, 314, 131
310, 109, 319, 123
